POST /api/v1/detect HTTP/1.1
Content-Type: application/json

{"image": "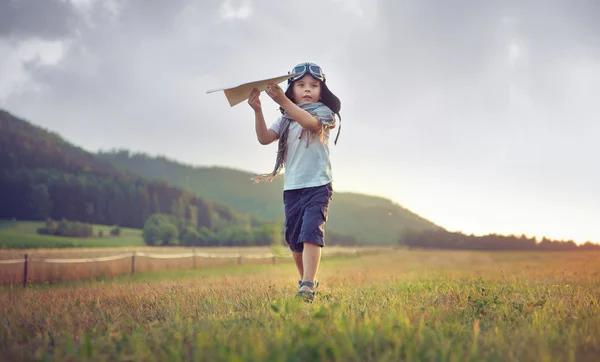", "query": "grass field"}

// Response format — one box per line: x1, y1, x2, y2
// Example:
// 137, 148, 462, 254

1, 250, 599, 361
0, 220, 145, 249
